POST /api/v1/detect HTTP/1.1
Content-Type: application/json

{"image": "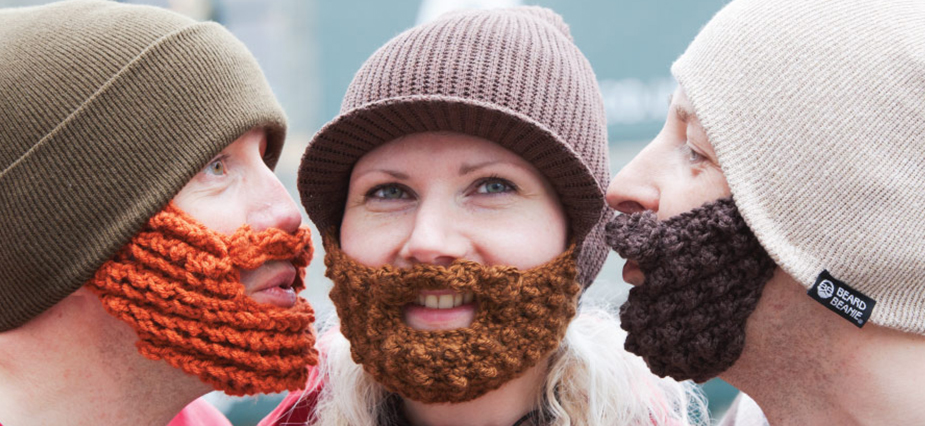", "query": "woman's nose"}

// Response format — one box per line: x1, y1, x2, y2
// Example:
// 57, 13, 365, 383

398, 200, 467, 267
